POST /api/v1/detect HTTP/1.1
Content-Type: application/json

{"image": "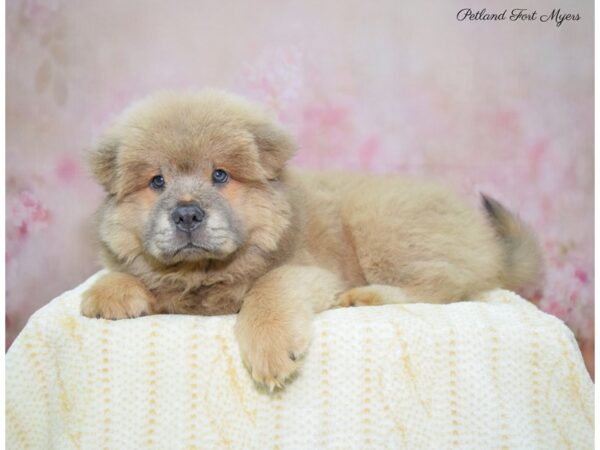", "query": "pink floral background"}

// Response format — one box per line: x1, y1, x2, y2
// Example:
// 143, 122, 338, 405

6, 0, 594, 366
